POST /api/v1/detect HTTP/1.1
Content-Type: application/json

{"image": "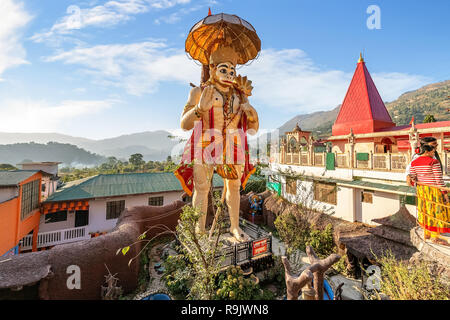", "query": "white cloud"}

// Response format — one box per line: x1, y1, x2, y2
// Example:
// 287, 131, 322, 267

0, 0, 32, 78
45, 41, 200, 95
44, 42, 430, 111
31, 0, 191, 43
241, 49, 431, 113
154, 0, 215, 24
0, 99, 114, 132
371, 72, 430, 102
